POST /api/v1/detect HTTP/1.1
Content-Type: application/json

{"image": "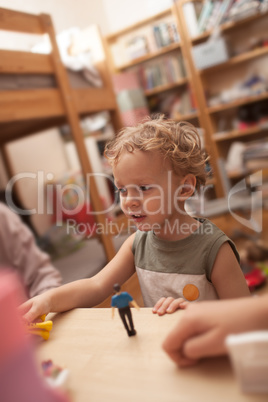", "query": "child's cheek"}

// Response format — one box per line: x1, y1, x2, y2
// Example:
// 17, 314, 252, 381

144, 198, 162, 215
